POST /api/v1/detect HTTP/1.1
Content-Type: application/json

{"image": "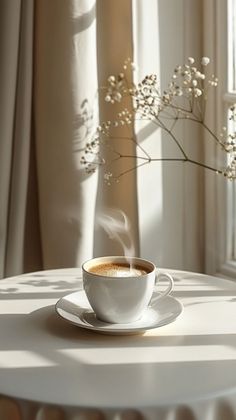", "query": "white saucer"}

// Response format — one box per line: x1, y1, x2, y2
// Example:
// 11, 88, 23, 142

55, 290, 183, 335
